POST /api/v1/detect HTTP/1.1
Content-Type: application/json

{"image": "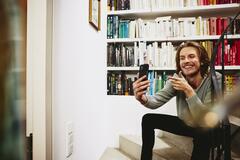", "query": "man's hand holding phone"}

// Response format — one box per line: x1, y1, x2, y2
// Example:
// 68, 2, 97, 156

138, 64, 149, 80
133, 64, 150, 104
